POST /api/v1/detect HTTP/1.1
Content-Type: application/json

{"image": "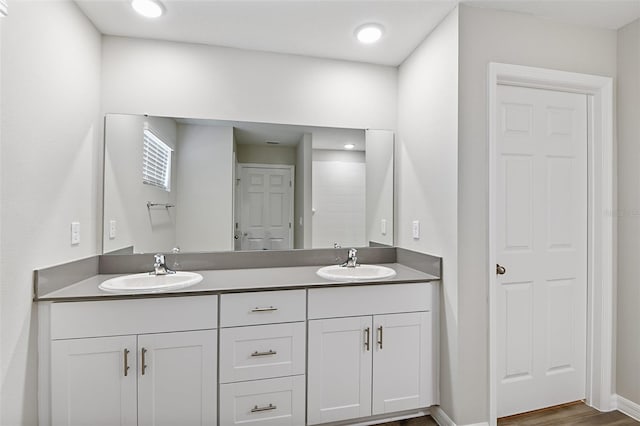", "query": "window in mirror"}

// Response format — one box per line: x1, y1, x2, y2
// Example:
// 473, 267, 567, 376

142, 127, 173, 191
